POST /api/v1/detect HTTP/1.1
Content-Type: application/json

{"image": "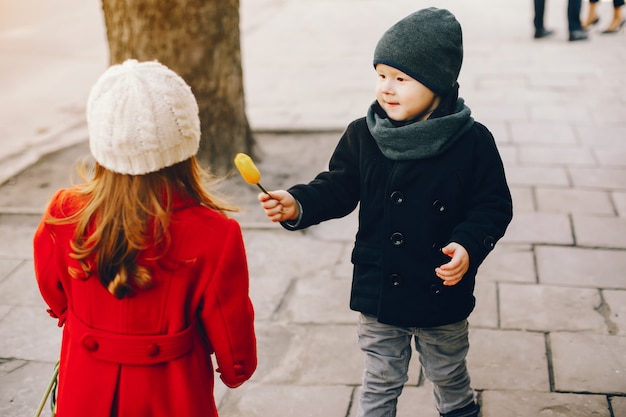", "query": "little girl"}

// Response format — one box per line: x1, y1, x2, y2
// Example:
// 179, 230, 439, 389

34, 59, 257, 417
